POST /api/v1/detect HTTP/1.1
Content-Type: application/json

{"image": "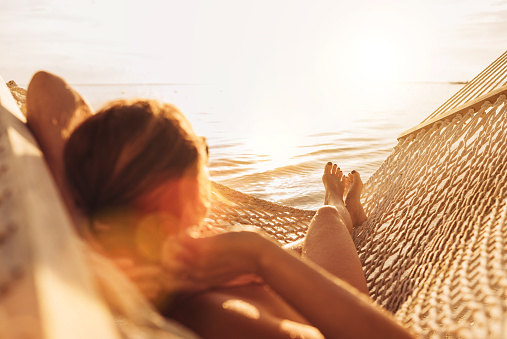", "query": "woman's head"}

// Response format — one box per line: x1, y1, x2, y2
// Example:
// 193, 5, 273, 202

64, 99, 210, 237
